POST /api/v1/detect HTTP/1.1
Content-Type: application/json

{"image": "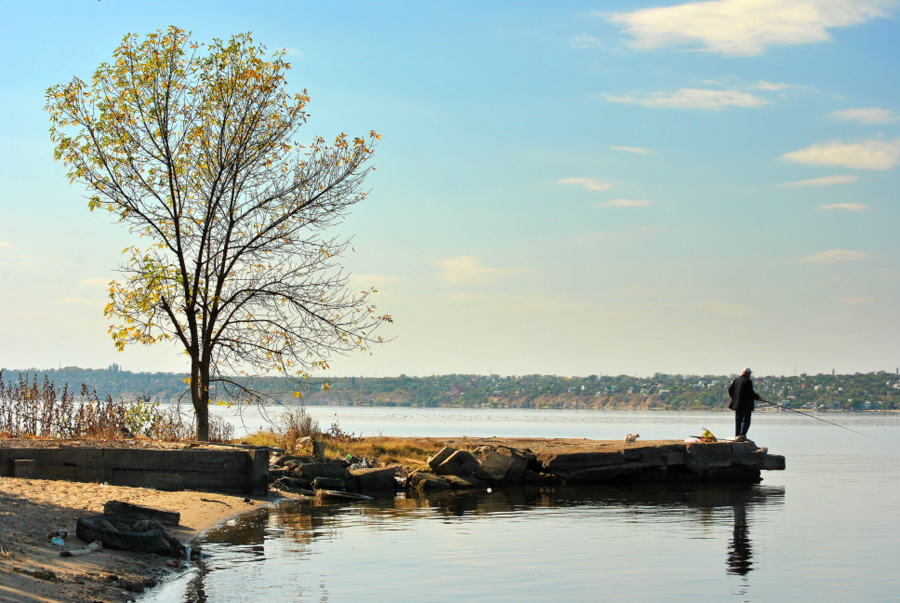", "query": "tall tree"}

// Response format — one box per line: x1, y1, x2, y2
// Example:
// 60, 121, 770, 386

46, 27, 390, 440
